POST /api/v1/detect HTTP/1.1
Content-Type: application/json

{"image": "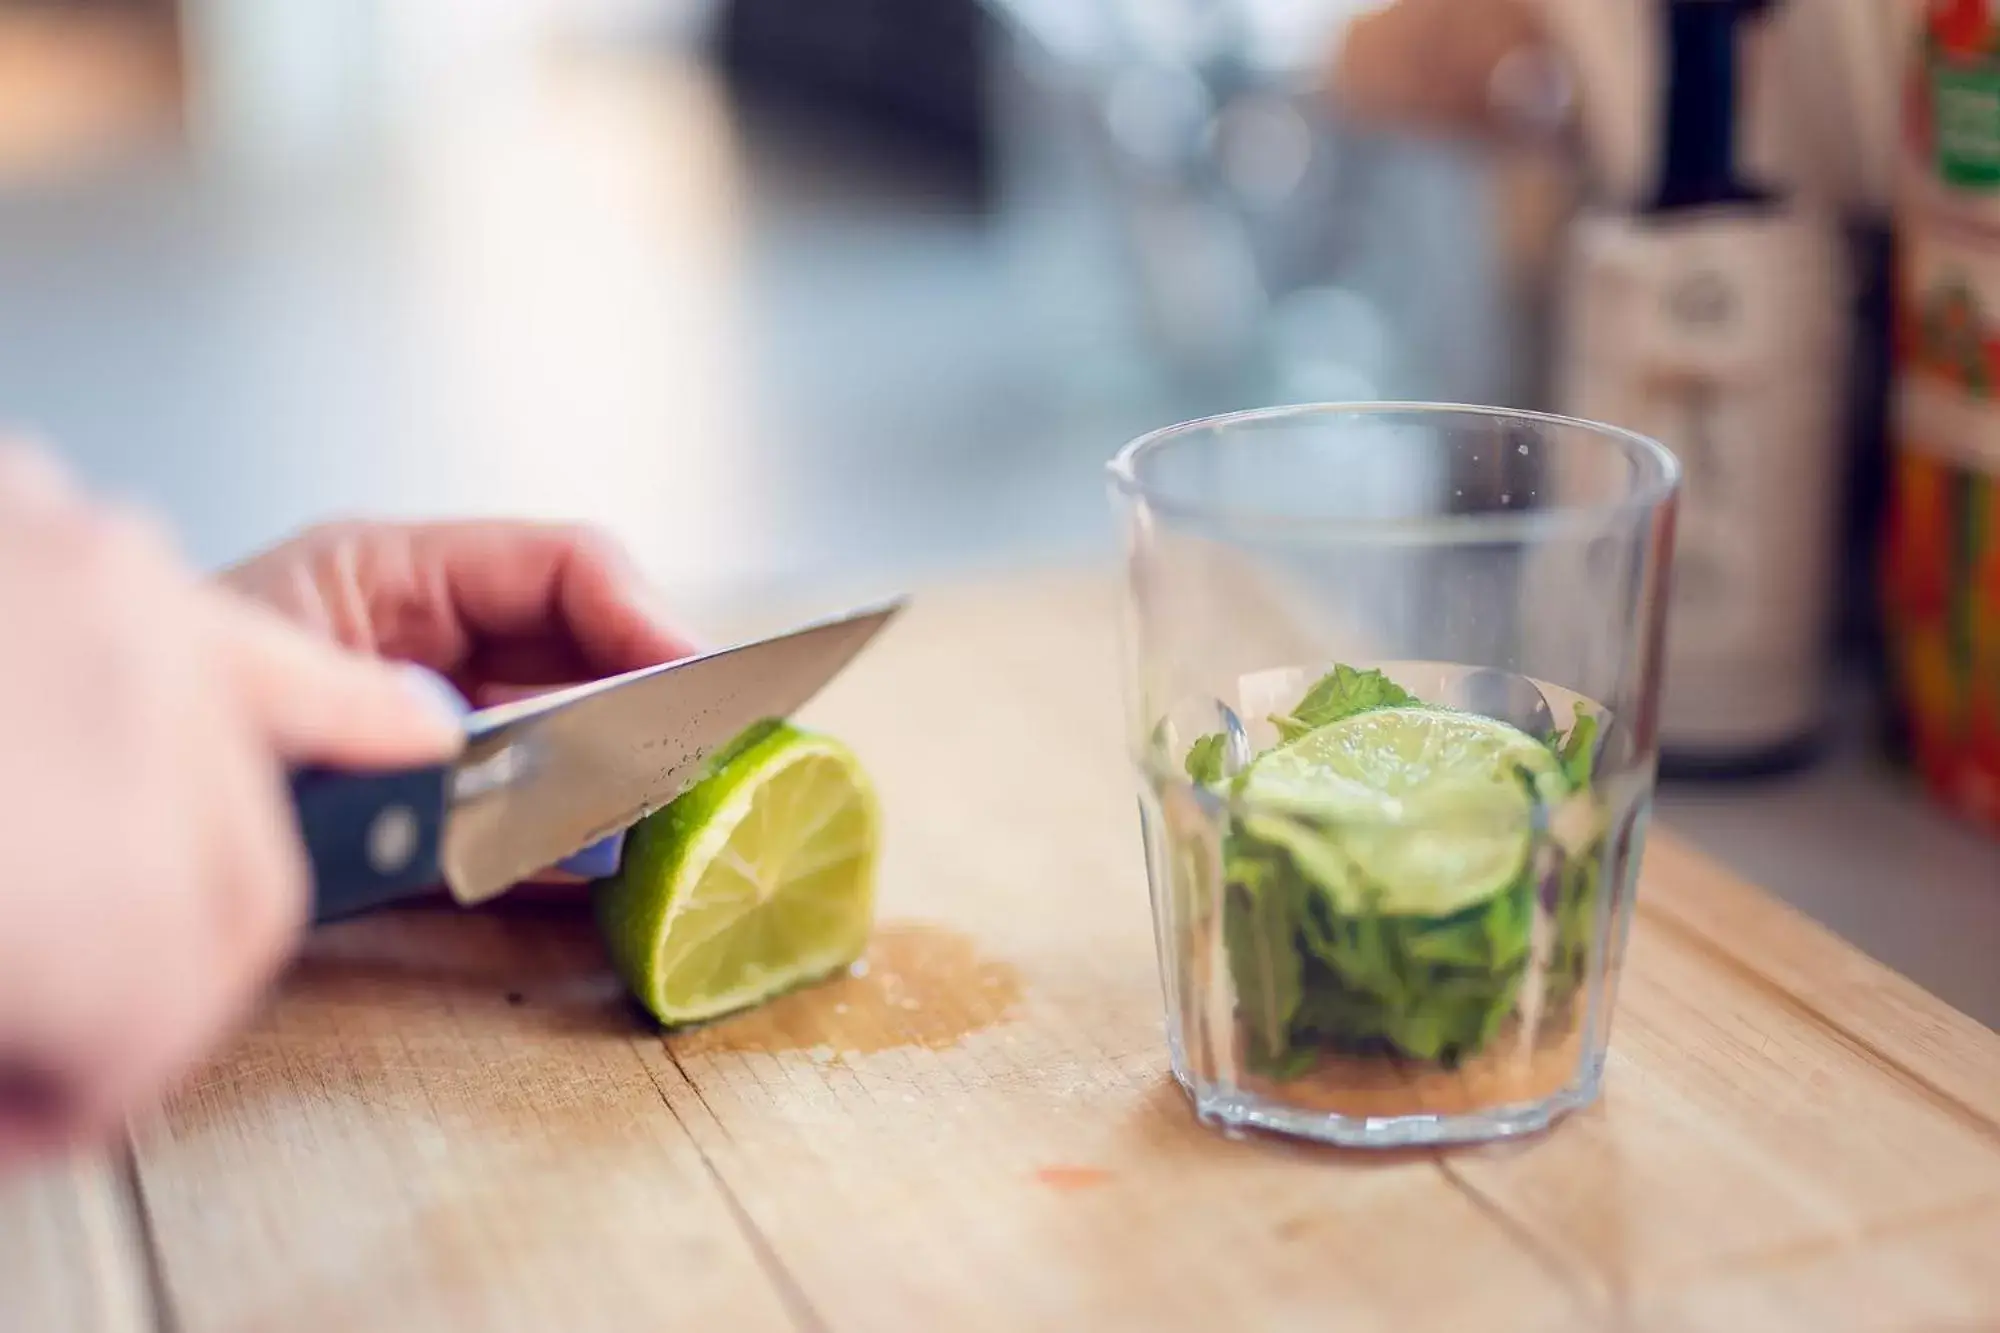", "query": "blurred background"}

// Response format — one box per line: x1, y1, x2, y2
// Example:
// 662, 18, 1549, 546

0, 0, 1560, 610
0, 0, 1997, 1019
